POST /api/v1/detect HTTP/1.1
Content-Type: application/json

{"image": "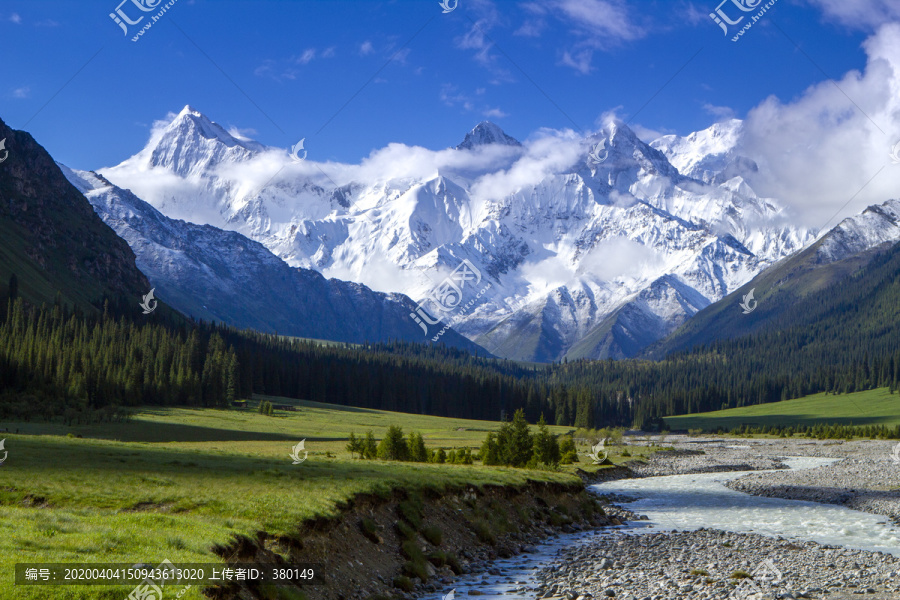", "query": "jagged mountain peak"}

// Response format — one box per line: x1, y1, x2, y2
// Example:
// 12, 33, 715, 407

651, 119, 754, 184
116, 105, 265, 178
457, 121, 522, 150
